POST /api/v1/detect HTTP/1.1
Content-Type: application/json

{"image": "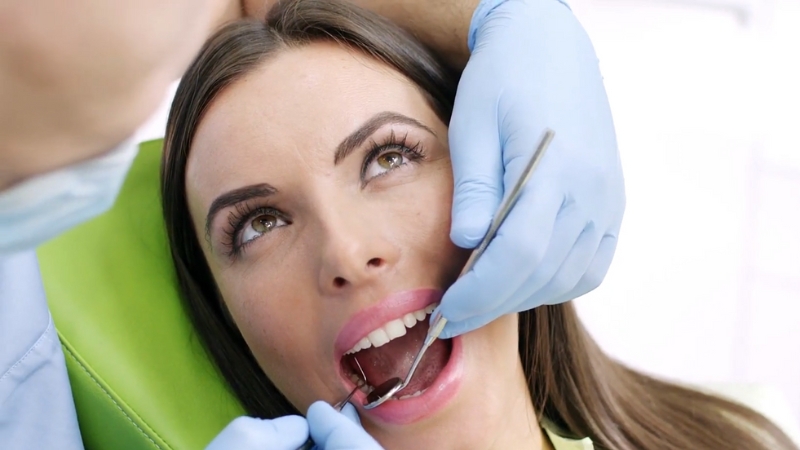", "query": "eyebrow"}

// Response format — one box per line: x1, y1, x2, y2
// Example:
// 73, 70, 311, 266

333, 111, 436, 165
205, 183, 277, 238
